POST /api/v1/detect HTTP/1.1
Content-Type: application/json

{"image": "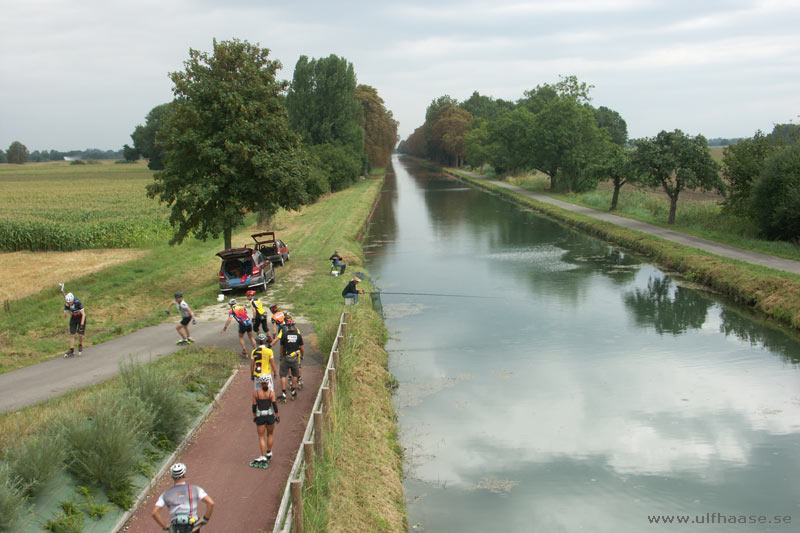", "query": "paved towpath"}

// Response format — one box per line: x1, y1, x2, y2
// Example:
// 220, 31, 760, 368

0, 312, 242, 413
450, 169, 800, 276
121, 323, 324, 533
